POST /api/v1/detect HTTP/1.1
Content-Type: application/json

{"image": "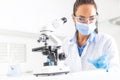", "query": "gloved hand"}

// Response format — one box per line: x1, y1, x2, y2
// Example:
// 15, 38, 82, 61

88, 54, 109, 72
